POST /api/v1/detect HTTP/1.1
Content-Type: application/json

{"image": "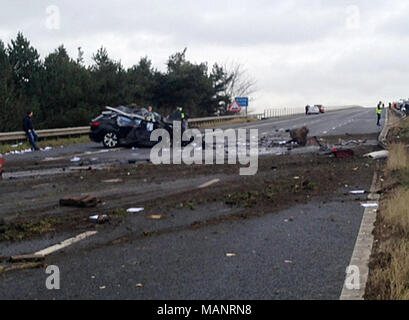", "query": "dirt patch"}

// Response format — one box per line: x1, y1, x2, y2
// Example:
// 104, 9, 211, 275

0, 143, 379, 243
